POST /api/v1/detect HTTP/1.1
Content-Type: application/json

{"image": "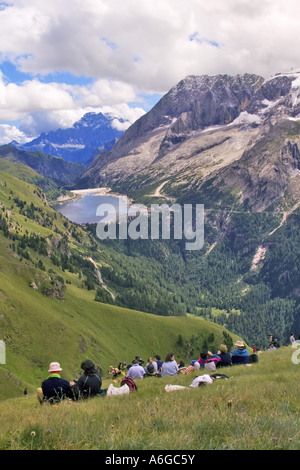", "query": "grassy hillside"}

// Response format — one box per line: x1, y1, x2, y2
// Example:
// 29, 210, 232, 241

0, 246, 236, 399
1, 157, 298, 352
0, 159, 72, 201
0, 144, 85, 185
0, 166, 241, 400
0, 346, 299, 450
